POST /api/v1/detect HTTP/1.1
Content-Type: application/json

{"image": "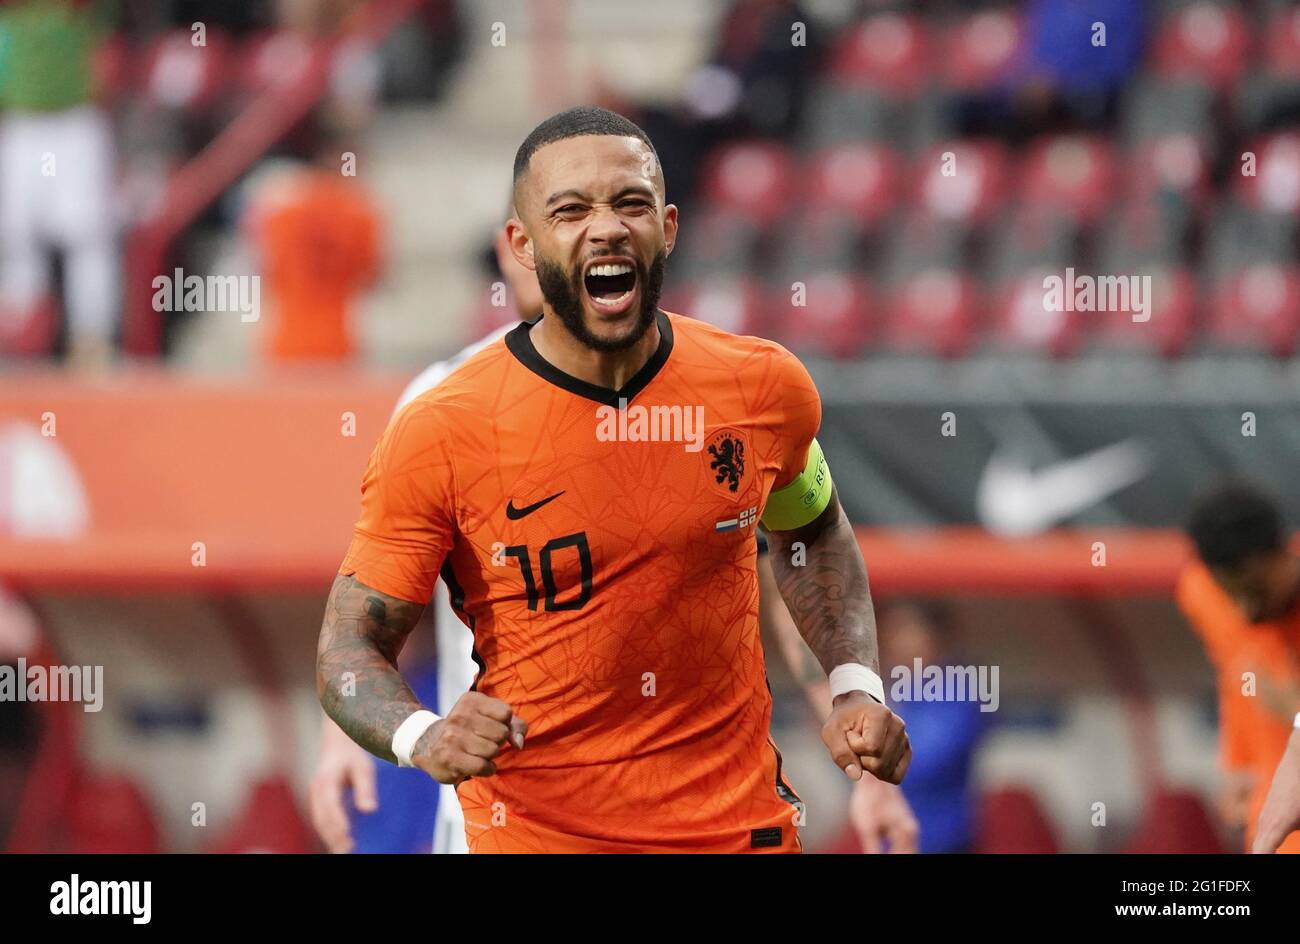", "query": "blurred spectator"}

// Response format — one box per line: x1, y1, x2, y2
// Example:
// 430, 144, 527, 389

876, 599, 985, 854
0, 0, 119, 367
243, 137, 381, 363
955, 0, 1147, 142
597, 0, 821, 209
1178, 481, 1300, 853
